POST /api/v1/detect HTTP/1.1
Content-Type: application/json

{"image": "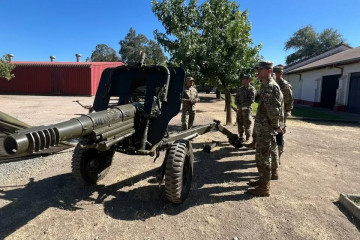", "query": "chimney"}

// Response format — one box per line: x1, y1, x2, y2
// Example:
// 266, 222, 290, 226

75, 53, 82, 62
50, 56, 56, 62
7, 54, 14, 62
